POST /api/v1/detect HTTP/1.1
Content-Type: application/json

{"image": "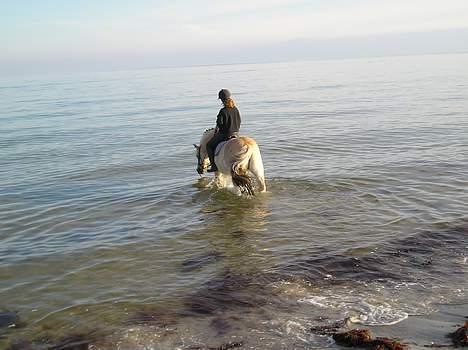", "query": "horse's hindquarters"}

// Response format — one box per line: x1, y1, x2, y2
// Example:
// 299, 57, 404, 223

211, 135, 266, 194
